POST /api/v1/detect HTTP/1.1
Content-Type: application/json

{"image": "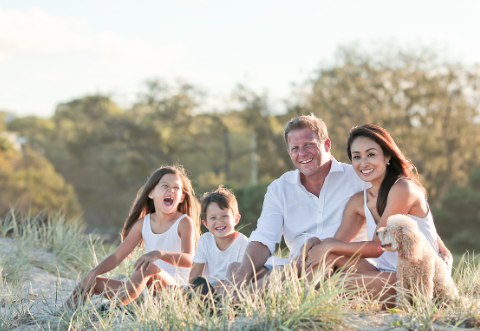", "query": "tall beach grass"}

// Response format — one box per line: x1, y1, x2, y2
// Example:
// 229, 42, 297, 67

0, 211, 479, 330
